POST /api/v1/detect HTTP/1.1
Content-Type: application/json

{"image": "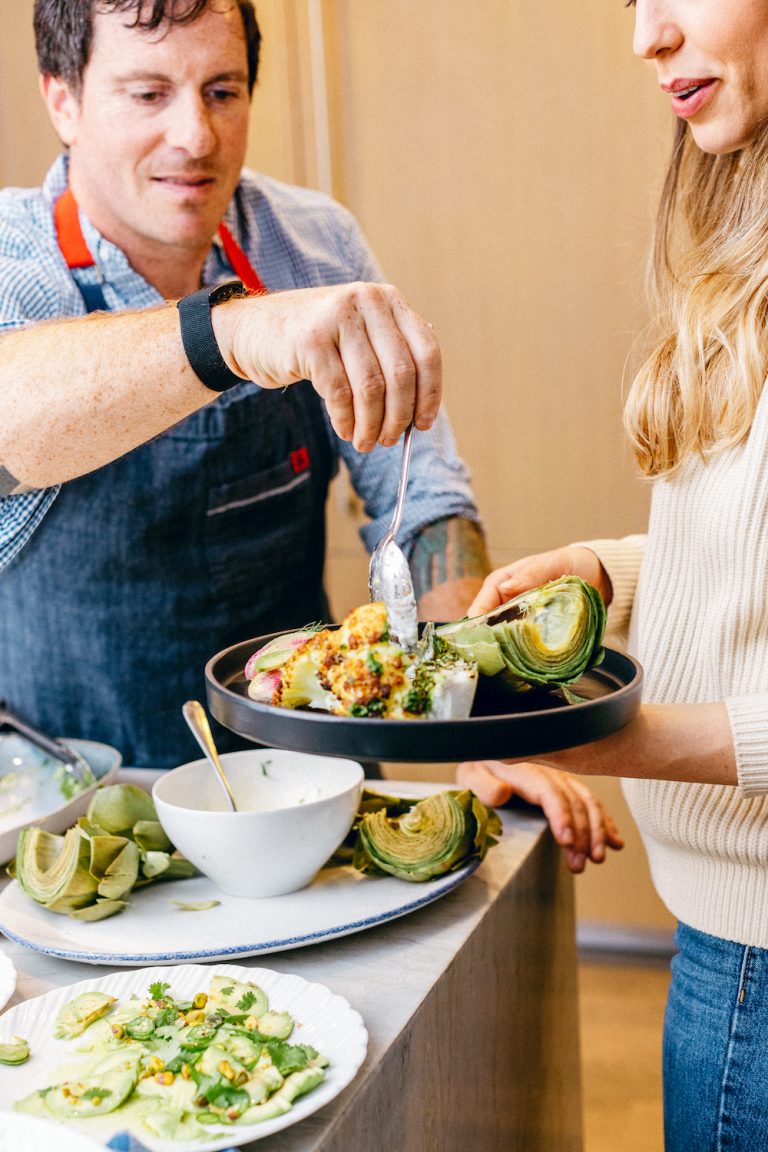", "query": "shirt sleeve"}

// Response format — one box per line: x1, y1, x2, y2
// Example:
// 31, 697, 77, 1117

0, 218, 67, 569
339, 409, 483, 555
